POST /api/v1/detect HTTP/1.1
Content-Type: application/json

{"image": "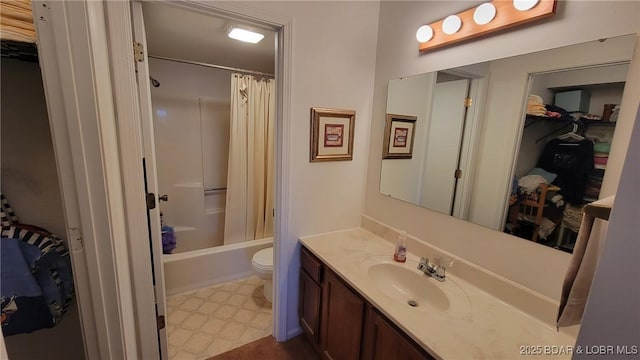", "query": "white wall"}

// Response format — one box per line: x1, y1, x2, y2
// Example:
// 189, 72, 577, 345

1, 59, 85, 360
1, 59, 67, 237
365, 1, 640, 303
575, 105, 640, 359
